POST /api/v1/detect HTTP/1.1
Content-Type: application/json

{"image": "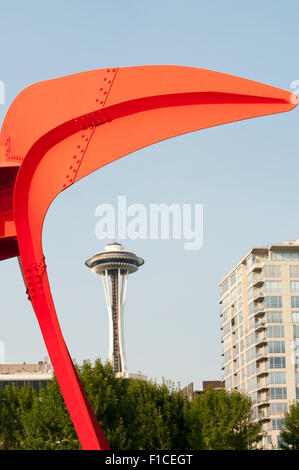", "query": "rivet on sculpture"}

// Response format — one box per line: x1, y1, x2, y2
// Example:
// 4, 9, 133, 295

0, 66, 296, 449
